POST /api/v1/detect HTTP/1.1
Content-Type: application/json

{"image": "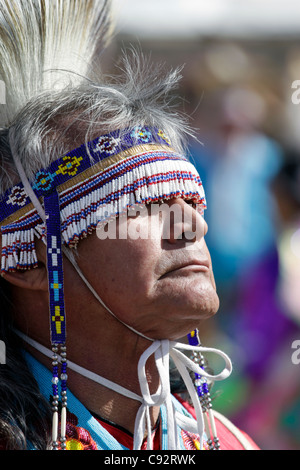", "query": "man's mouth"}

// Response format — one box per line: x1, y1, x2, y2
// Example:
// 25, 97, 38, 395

160, 259, 210, 279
